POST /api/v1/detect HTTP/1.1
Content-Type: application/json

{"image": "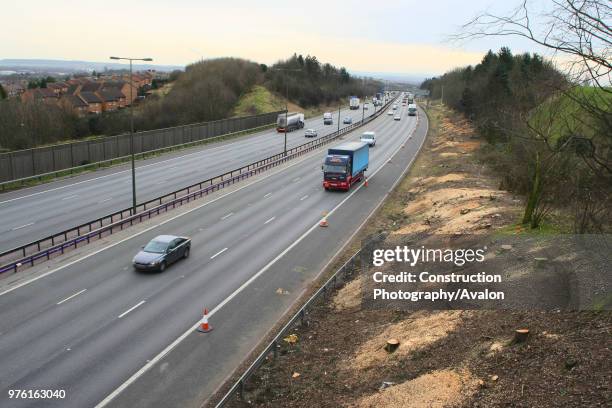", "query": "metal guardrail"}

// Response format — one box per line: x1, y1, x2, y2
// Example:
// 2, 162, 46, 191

0, 99, 395, 274
214, 233, 386, 407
